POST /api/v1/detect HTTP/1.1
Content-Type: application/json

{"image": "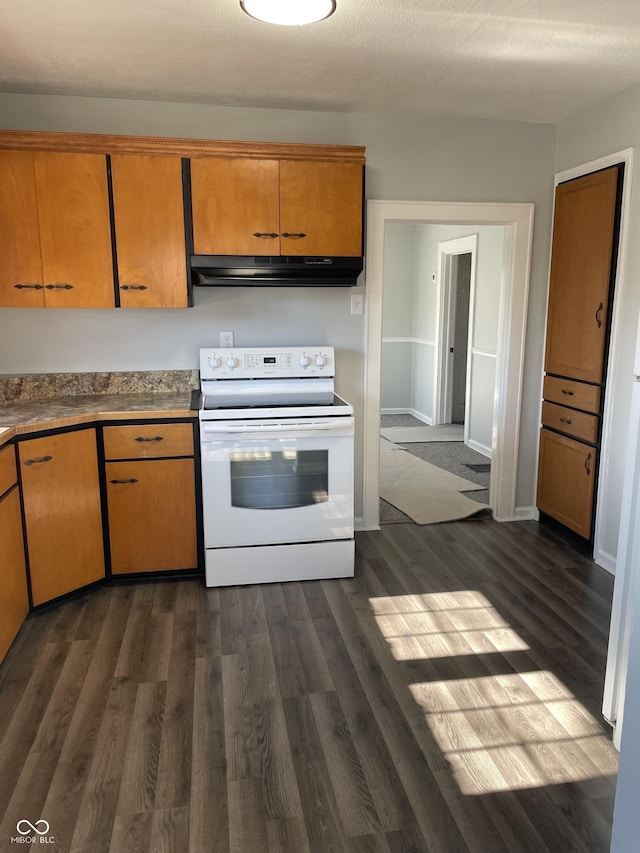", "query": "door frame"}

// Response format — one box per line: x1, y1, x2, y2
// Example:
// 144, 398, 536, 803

362, 200, 535, 529
435, 234, 478, 442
